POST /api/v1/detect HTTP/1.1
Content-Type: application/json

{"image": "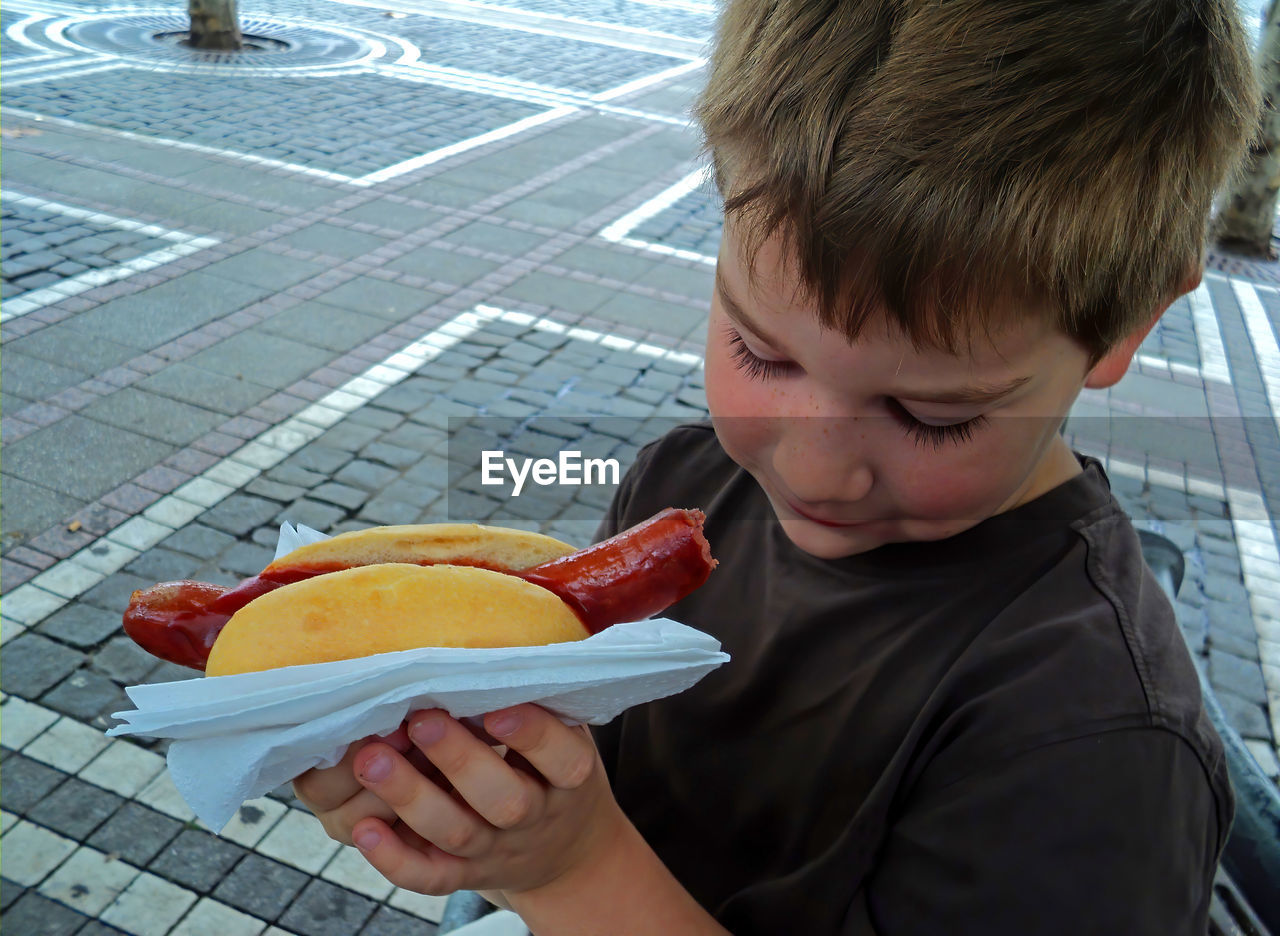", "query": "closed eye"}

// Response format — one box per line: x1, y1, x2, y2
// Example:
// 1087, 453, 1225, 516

887, 399, 987, 448
724, 324, 798, 381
